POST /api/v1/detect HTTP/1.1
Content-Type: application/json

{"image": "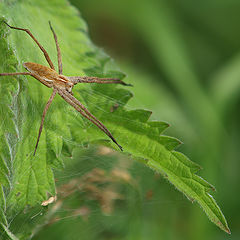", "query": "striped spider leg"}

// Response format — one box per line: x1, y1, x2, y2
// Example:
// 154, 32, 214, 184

0, 21, 132, 155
